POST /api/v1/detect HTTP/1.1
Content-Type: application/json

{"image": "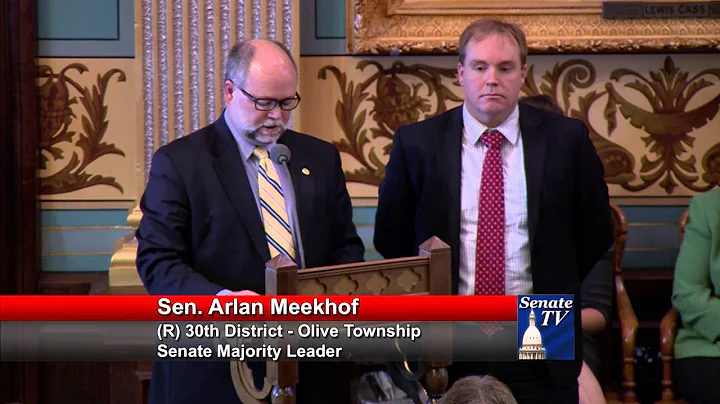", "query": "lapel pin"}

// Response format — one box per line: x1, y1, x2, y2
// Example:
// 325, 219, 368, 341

301, 168, 310, 176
